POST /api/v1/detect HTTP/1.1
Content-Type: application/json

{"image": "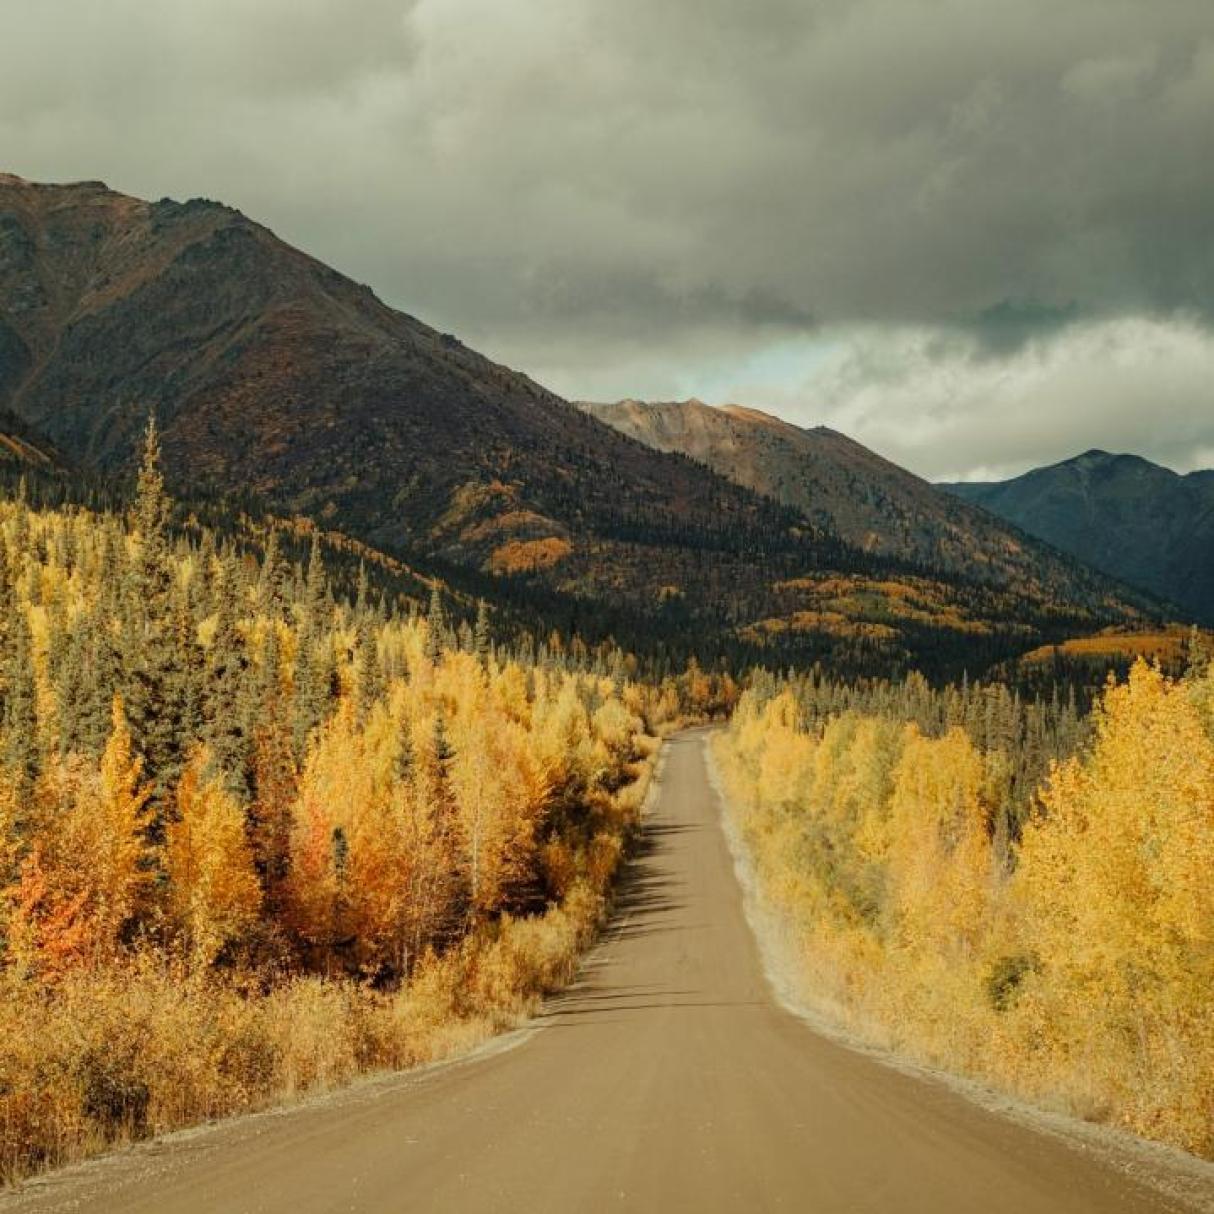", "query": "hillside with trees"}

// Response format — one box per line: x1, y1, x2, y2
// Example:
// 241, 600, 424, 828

943, 450, 1214, 625
0, 427, 738, 1181
585, 399, 1122, 604
0, 176, 1155, 681
713, 652, 1214, 1158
